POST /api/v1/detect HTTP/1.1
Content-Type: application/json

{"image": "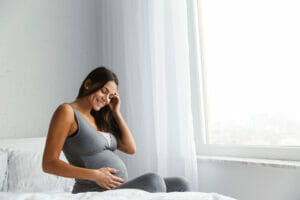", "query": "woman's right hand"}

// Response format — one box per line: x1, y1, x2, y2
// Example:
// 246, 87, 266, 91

92, 167, 125, 190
